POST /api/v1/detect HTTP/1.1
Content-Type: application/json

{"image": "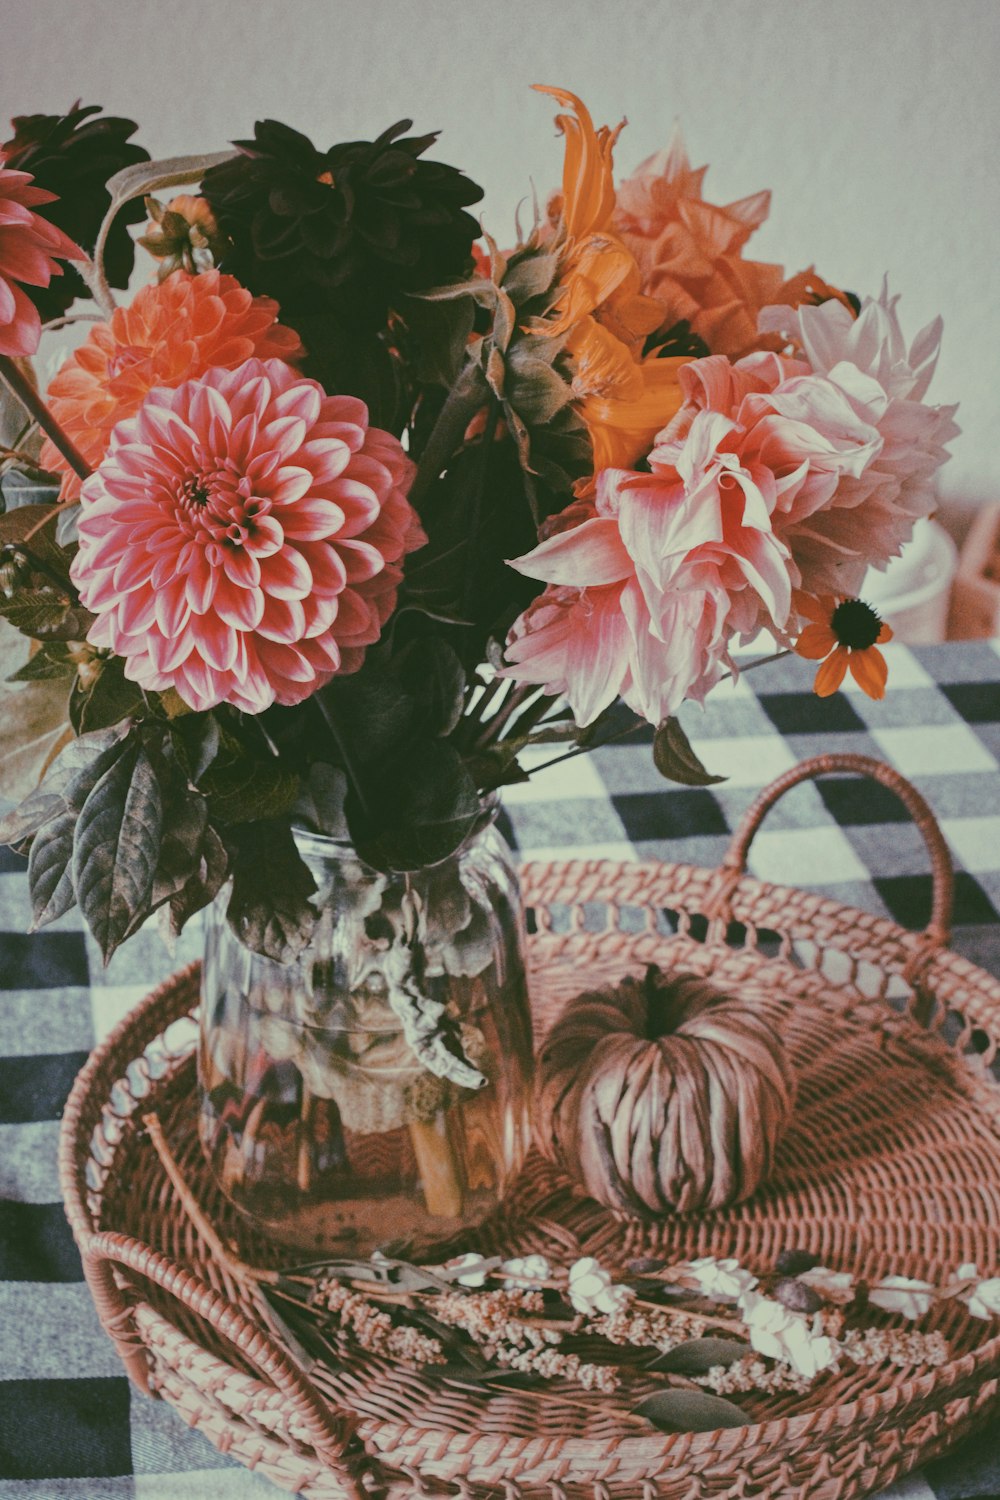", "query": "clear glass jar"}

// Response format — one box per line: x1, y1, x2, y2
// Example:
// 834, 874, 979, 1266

198, 807, 533, 1257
